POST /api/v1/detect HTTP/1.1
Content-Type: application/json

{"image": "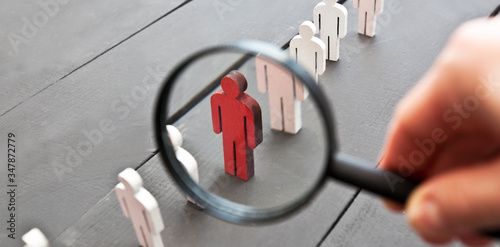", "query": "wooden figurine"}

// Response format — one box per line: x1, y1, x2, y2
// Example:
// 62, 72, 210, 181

115, 168, 165, 247
210, 70, 263, 181
167, 124, 199, 204
313, 0, 348, 61
354, 0, 384, 37
290, 21, 326, 82
255, 56, 305, 134
22, 228, 50, 247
